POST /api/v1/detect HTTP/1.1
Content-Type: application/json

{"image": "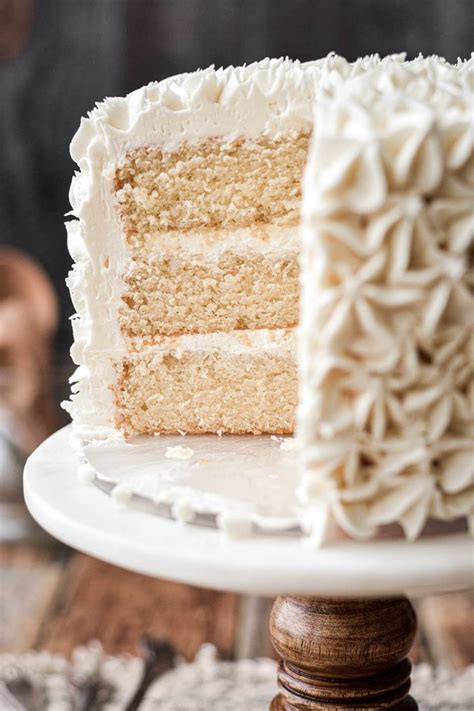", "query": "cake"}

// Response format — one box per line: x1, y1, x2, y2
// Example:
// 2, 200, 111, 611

65, 54, 473, 542
299, 56, 474, 543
